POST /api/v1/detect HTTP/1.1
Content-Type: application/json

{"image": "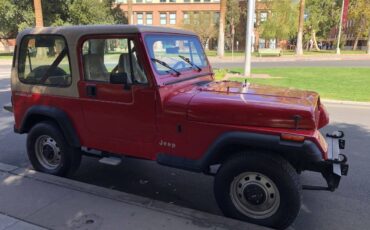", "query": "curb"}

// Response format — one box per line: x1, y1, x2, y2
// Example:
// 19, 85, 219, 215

322, 99, 370, 107
0, 162, 268, 230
